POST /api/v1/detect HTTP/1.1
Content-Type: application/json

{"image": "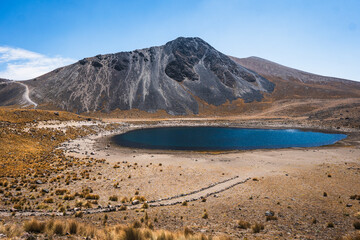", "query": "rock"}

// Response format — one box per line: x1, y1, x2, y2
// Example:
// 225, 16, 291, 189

79, 59, 88, 65
346, 204, 353, 207
0, 233, 6, 238
35, 180, 43, 184
265, 210, 275, 217
54, 112, 59, 116
90, 152, 95, 155
42, 189, 49, 193
132, 200, 140, 205
91, 61, 103, 68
